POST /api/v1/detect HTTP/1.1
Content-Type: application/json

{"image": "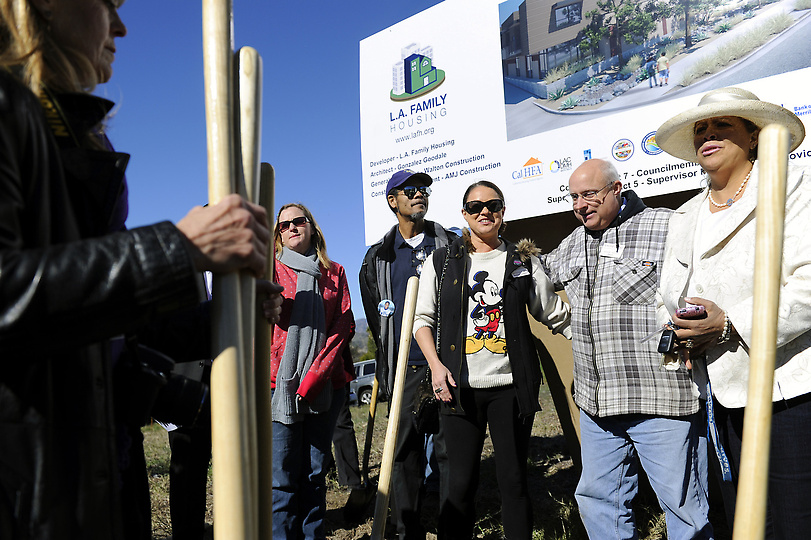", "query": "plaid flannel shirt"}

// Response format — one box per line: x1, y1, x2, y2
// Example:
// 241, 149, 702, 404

542, 191, 697, 417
